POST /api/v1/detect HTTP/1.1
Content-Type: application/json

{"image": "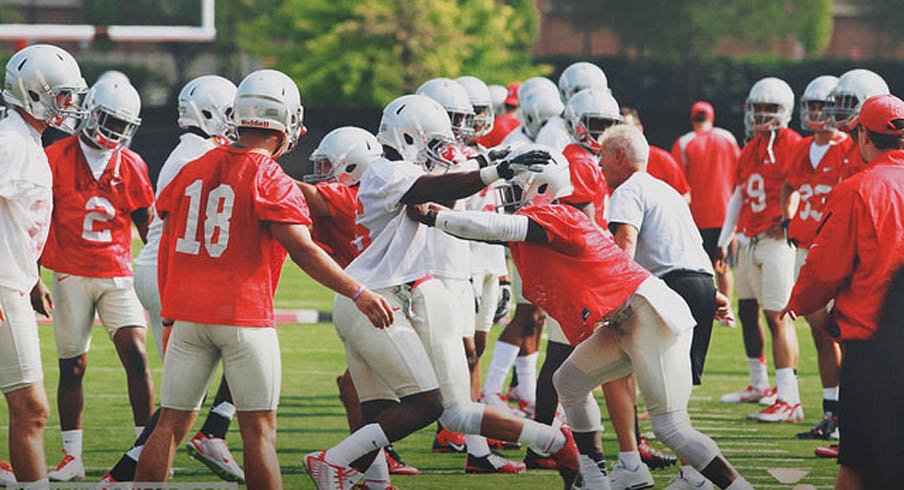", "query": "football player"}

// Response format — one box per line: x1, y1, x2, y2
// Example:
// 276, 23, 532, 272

0, 43, 87, 489
410, 143, 753, 490
827, 69, 890, 180
620, 107, 691, 200
304, 94, 578, 490
476, 81, 520, 148
134, 69, 394, 488
39, 76, 155, 481
536, 61, 608, 151
717, 78, 804, 423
